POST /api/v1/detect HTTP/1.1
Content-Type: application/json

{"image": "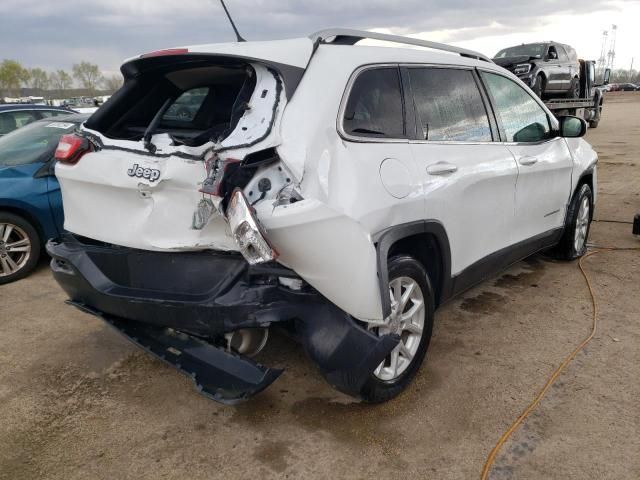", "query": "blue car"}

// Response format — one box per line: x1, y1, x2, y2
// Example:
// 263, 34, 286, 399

0, 114, 88, 284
